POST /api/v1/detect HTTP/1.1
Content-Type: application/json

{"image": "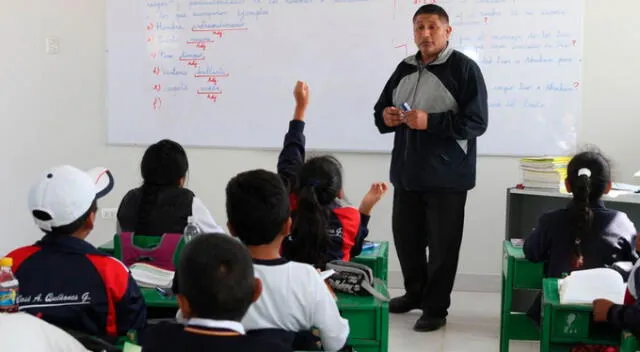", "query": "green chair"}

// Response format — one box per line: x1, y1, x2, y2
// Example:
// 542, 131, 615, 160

113, 233, 185, 270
